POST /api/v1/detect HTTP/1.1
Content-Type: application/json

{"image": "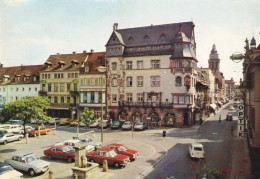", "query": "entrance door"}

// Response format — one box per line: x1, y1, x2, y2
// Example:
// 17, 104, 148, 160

183, 112, 189, 126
